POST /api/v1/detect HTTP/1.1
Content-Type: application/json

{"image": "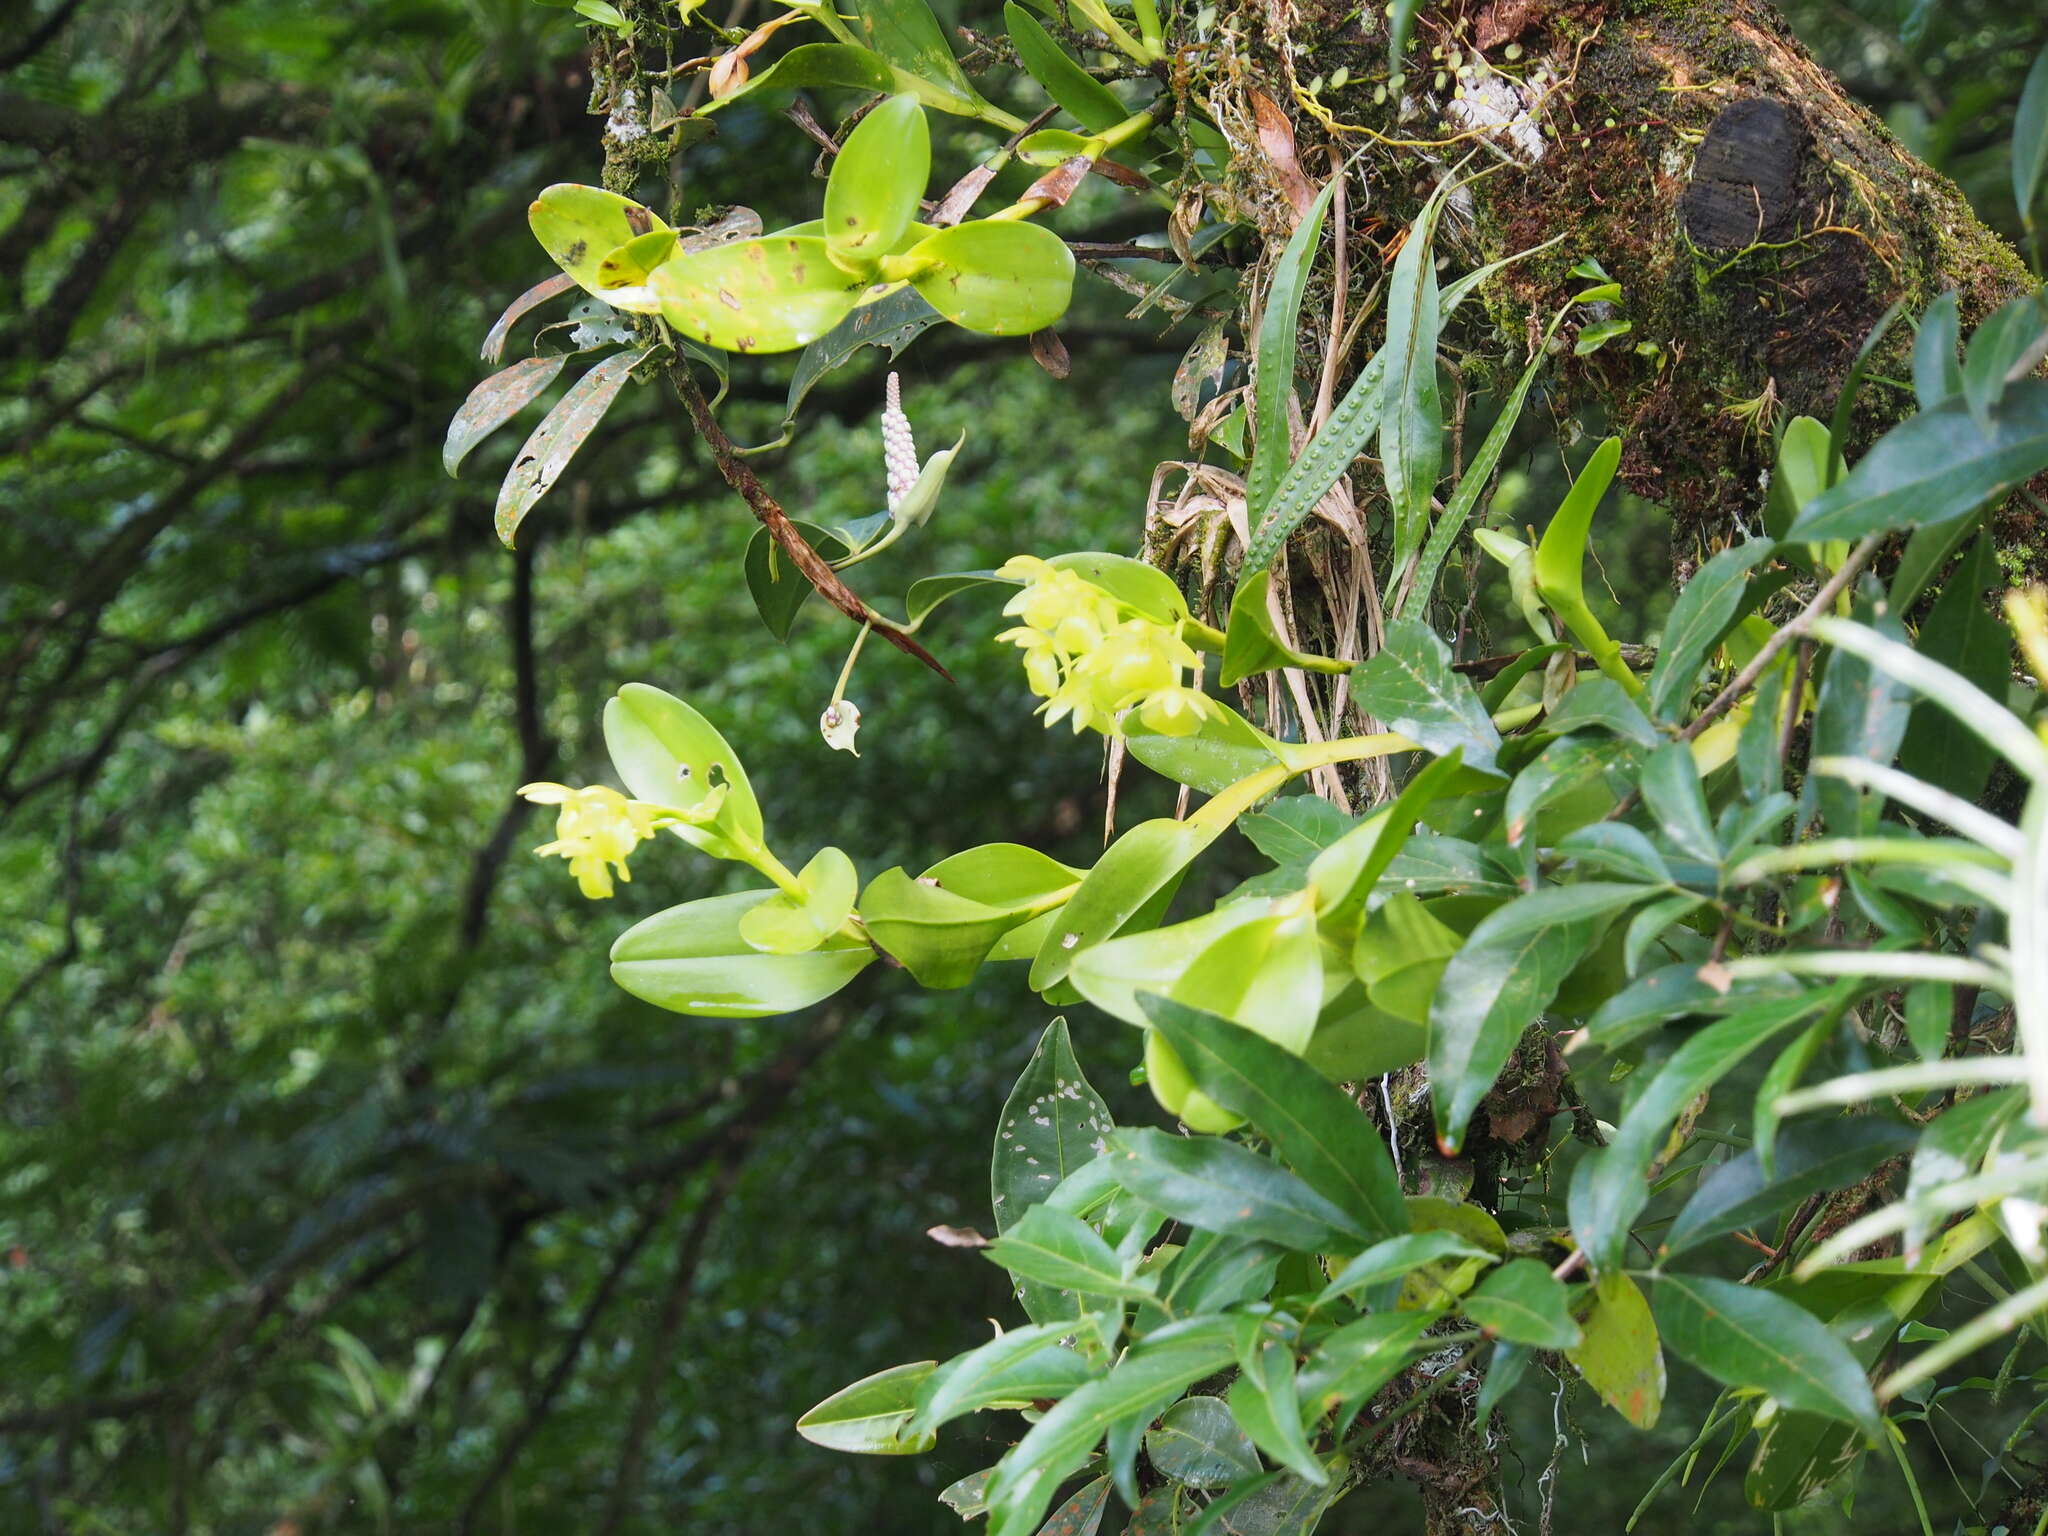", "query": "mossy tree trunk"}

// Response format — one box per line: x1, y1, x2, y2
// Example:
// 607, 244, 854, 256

1190, 5, 2030, 1528
1225, 0, 2032, 563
